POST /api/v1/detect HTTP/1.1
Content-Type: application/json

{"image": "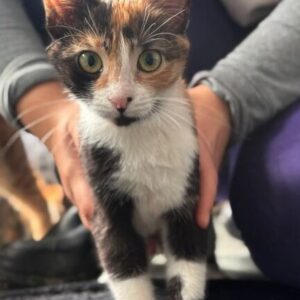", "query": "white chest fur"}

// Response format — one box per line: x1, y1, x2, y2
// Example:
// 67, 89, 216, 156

79, 98, 198, 236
